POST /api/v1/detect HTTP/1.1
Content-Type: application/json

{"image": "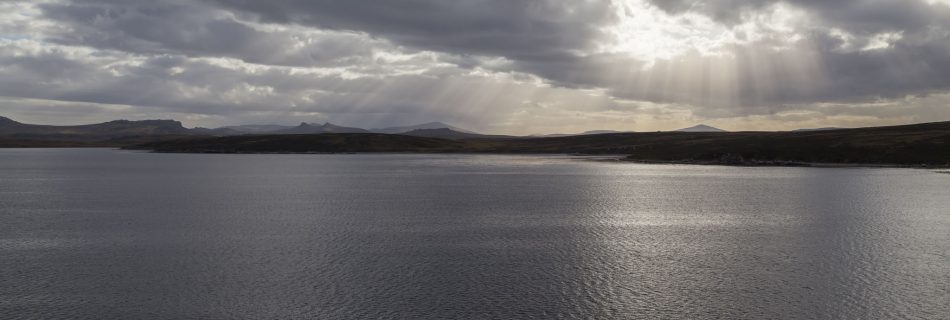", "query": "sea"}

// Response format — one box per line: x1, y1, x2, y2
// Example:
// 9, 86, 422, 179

1, 149, 948, 319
